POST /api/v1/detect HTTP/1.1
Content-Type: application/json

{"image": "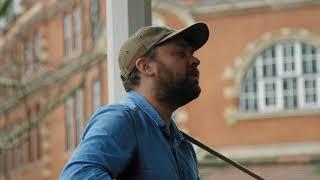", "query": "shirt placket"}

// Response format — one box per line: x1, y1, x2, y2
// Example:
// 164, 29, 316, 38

172, 138, 184, 180
161, 127, 182, 180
